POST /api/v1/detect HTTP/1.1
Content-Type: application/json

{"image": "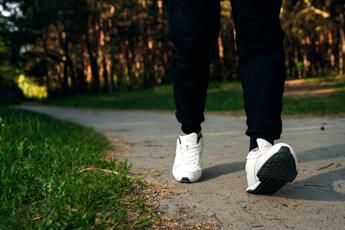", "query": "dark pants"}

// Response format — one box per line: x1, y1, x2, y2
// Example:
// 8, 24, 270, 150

167, 0, 286, 147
